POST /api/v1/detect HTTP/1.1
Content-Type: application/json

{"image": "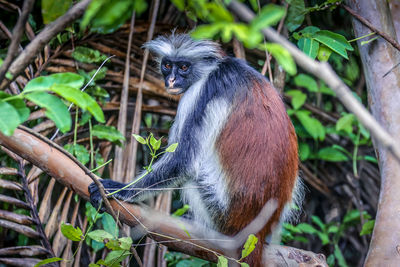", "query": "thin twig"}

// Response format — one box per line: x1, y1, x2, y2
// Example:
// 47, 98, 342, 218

0, 0, 92, 90
0, 0, 35, 82
114, 10, 136, 182
342, 4, 400, 53
127, 0, 160, 179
